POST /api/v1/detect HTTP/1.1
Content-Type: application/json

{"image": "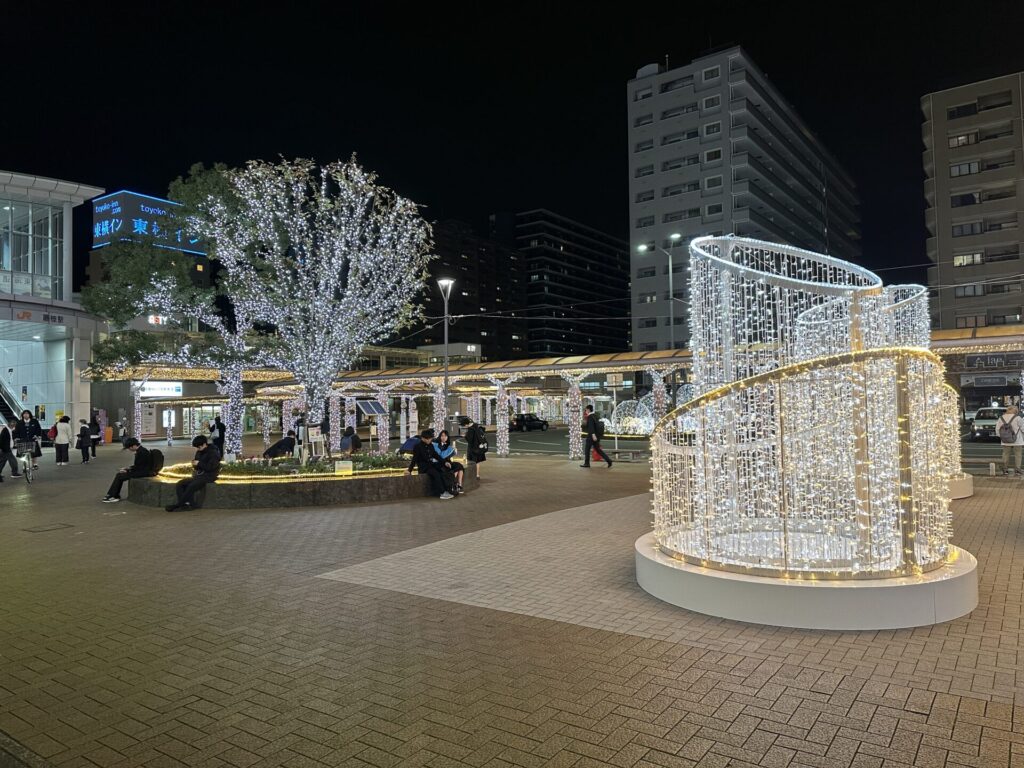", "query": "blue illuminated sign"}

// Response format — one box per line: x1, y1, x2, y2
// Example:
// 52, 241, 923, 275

91, 190, 206, 255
